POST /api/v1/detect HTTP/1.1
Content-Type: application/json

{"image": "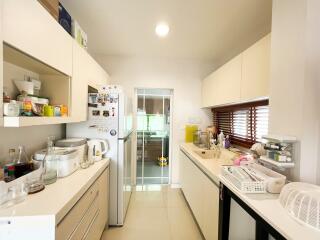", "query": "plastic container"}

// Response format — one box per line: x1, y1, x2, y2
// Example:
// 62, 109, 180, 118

185, 125, 198, 142
55, 138, 87, 165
